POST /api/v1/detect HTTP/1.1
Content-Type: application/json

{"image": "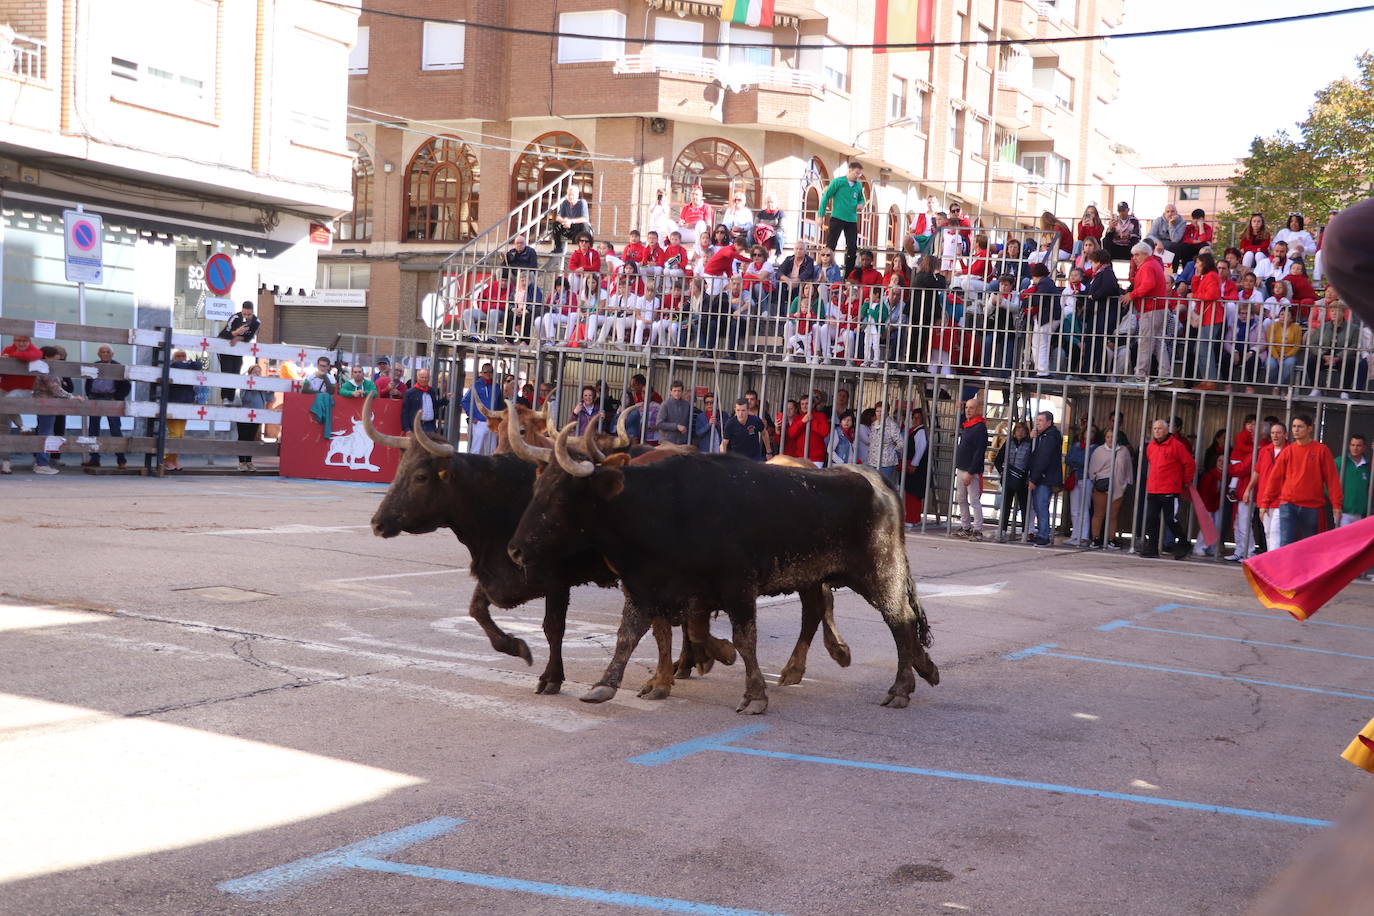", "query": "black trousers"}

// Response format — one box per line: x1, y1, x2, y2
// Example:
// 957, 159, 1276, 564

1143, 492, 1187, 554
236, 422, 259, 463
551, 221, 590, 252
825, 218, 860, 277
219, 353, 243, 401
